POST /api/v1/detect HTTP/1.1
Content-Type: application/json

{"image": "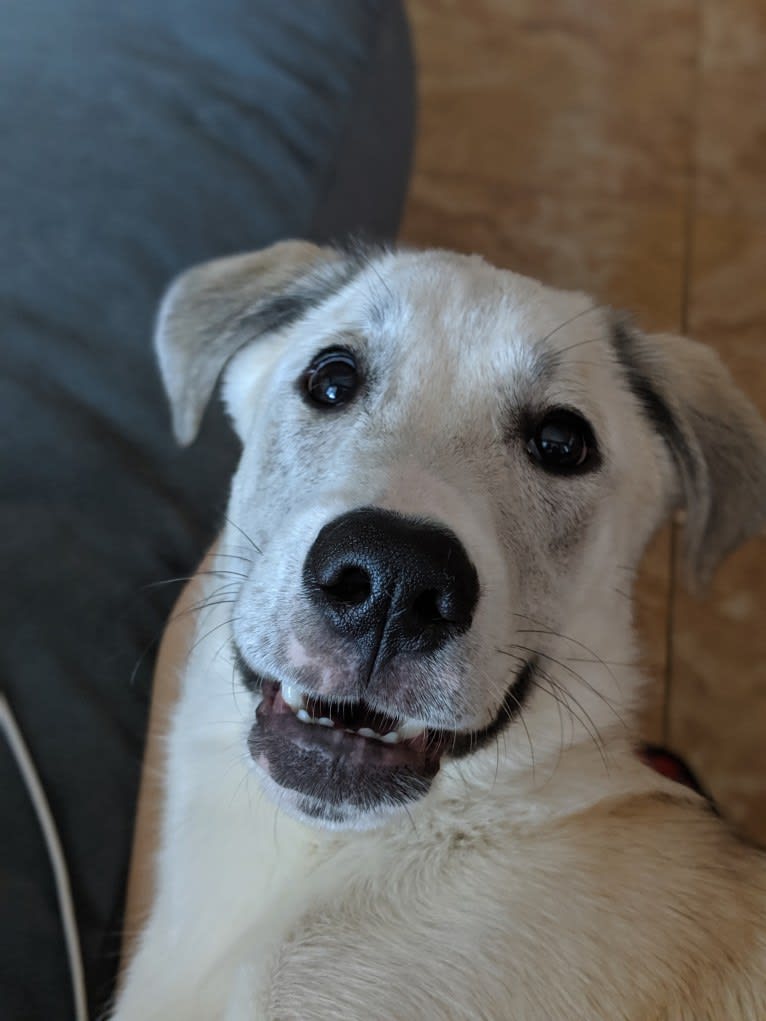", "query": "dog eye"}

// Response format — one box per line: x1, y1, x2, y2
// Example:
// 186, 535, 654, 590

304, 349, 359, 408
526, 409, 596, 473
